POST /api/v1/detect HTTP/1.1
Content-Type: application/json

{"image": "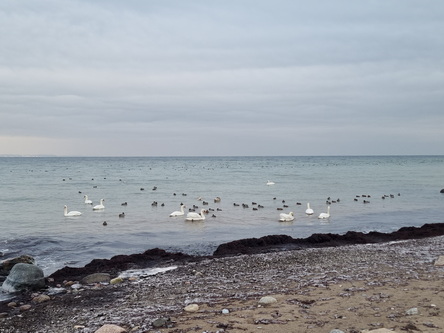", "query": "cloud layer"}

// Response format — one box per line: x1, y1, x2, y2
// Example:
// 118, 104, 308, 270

1, 0, 443, 156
